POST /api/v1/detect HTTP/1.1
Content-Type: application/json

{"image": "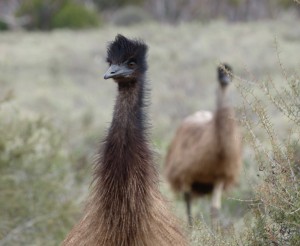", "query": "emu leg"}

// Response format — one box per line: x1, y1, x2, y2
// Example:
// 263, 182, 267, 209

184, 192, 192, 227
211, 181, 223, 229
